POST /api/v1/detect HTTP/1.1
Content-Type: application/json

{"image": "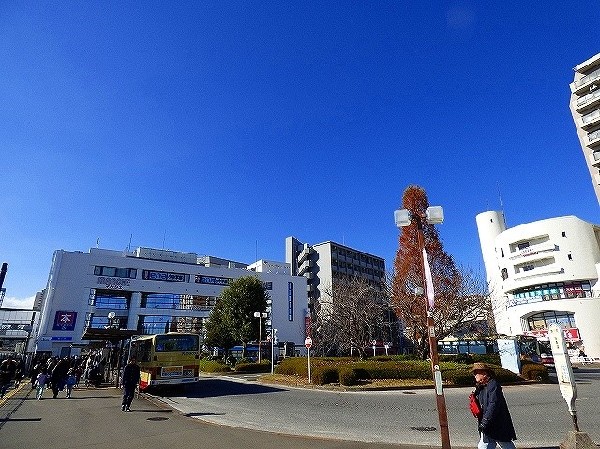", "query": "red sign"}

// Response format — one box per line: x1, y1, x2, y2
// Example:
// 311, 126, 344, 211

305, 337, 312, 349
523, 328, 580, 342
